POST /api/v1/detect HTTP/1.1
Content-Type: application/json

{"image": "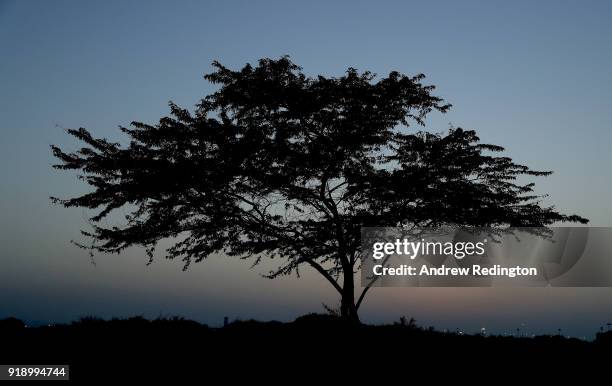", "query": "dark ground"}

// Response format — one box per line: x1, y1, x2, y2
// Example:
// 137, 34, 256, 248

1, 314, 611, 381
